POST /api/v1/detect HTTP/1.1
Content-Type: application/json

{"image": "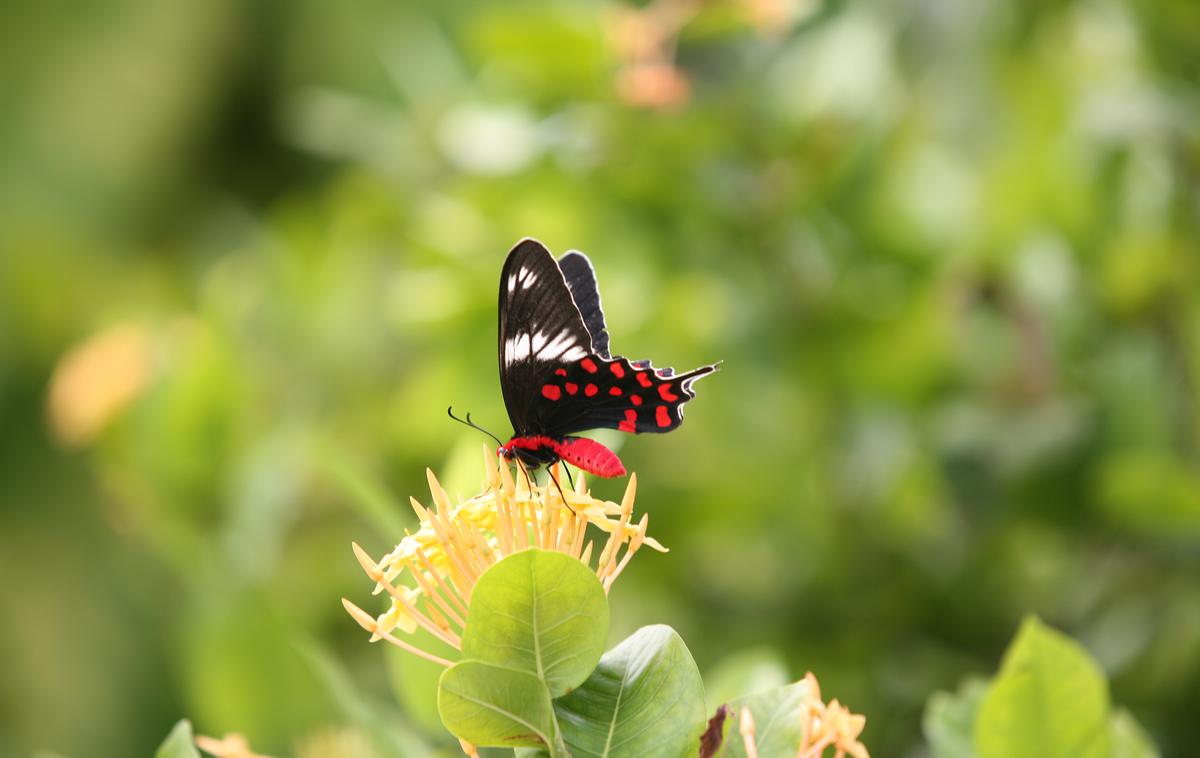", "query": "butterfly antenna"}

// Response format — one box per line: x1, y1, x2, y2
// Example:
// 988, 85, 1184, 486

447, 407, 504, 447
